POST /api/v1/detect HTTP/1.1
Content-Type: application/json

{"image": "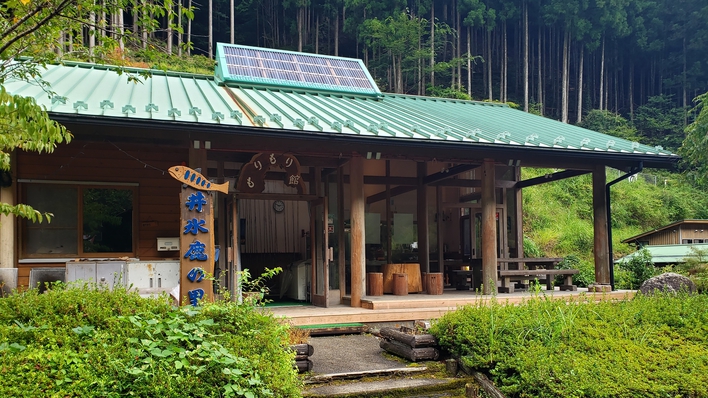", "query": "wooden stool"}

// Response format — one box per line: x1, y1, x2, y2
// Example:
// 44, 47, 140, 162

367, 272, 384, 296
392, 273, 408, 296
425, 273, 444, 295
